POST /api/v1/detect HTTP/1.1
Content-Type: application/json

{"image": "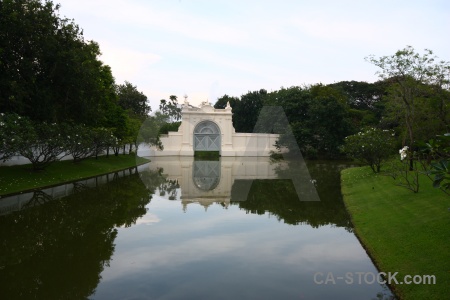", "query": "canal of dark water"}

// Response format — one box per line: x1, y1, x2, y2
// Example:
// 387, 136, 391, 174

0, 157, 394, 299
